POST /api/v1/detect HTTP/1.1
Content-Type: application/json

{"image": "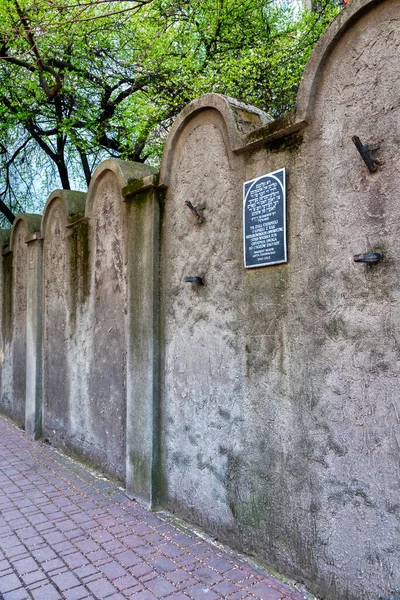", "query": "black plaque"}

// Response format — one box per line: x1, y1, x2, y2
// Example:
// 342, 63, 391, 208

243, 168, 287, 268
